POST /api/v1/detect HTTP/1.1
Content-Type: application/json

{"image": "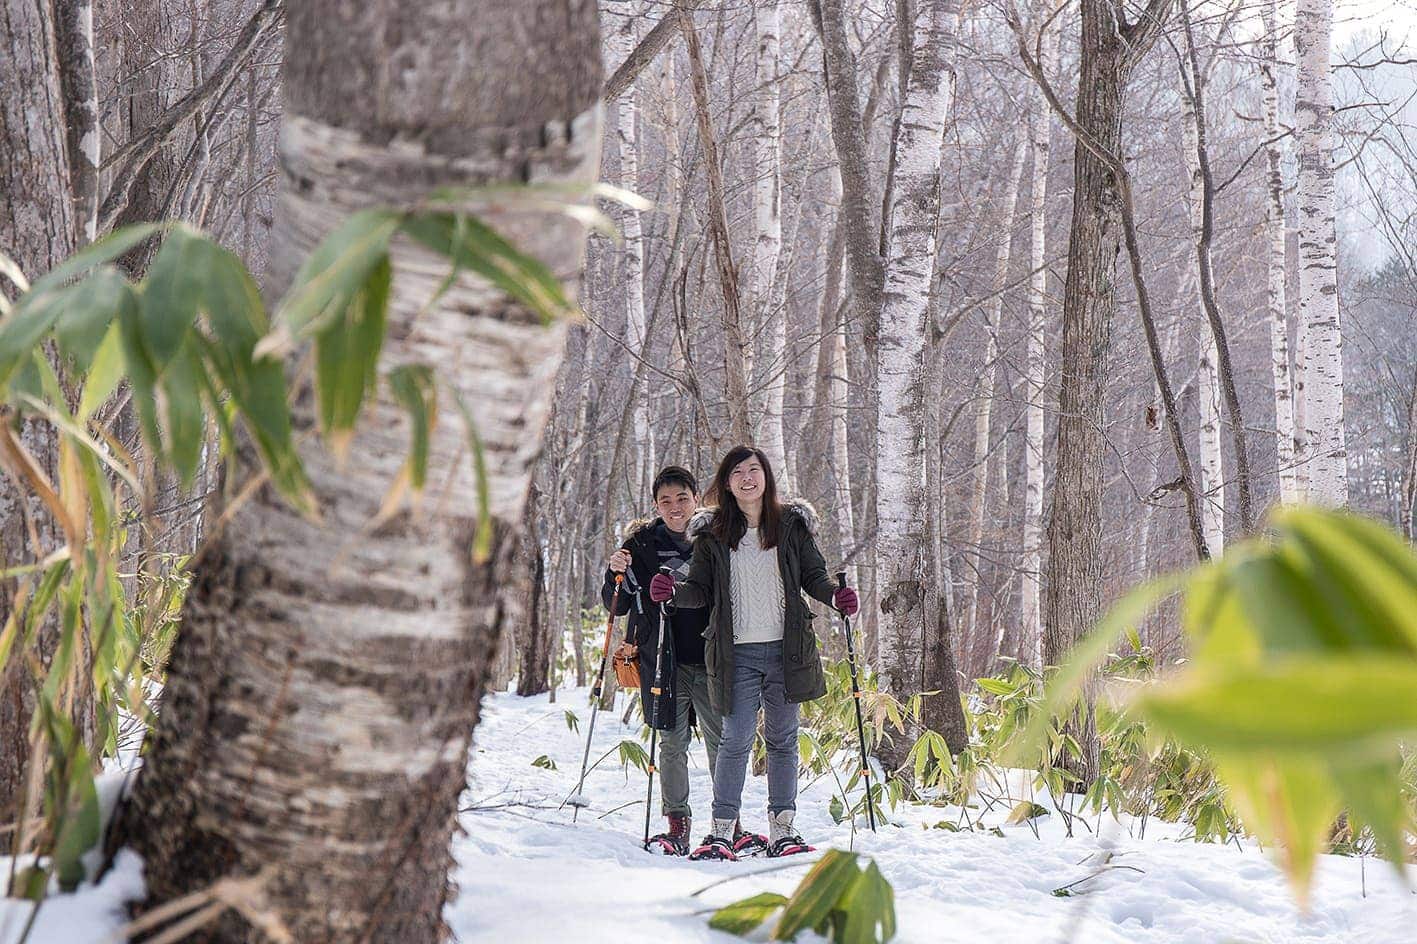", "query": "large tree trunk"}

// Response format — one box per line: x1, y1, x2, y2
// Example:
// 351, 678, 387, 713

1294, 0, 1347, 506
874, 0, 960, 769
1260, 0, 1299, 505
1042, 0, 1173, 784
0, 0, 76, 830
113, 3, 602, 940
